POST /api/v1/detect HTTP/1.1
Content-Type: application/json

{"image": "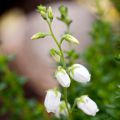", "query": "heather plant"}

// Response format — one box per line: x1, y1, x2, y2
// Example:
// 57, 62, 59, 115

31, 5, 99, 120
0, 0, 120, 120
31, 2, 120, 120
